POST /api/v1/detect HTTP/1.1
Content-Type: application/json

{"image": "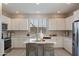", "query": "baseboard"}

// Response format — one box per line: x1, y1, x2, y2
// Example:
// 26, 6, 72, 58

54, 47, 63, 49
12, 47, 63, 49
12, 47, 26, 49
